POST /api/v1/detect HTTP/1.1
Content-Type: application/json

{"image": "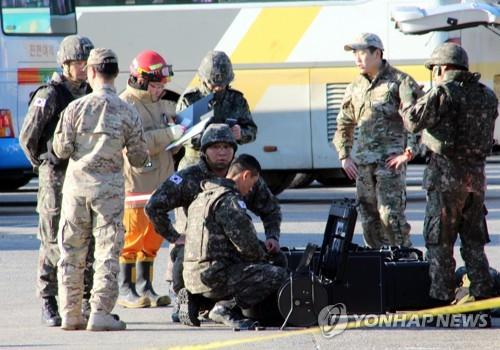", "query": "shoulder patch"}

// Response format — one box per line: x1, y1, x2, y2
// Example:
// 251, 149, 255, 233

169, 174, 183, 185
33, 97, 47, 107
237, 200, 247, 210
